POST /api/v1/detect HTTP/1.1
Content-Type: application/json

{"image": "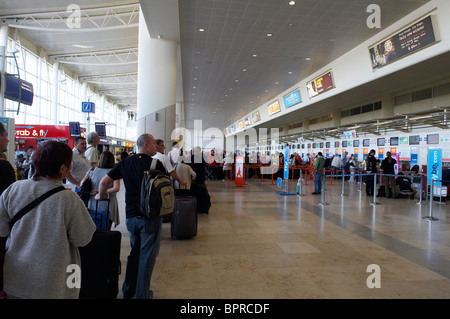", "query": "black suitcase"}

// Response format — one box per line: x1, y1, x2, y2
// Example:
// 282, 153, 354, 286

171, 195, 197, 239
79, 229, 121, 299
192, 183, 211, 214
